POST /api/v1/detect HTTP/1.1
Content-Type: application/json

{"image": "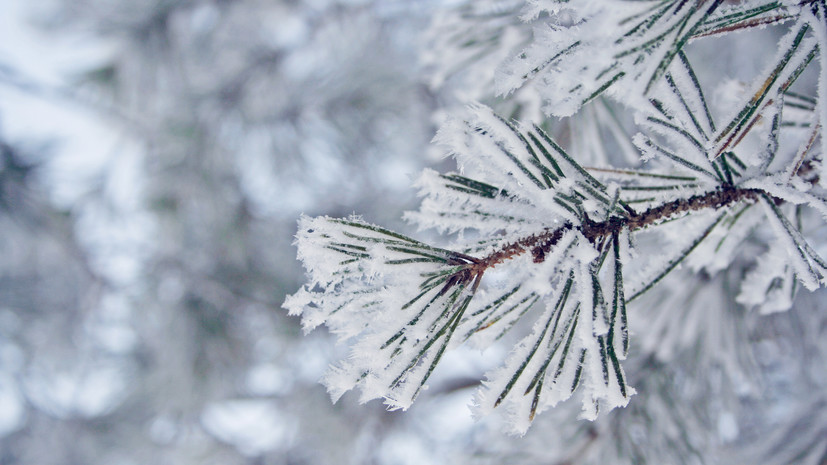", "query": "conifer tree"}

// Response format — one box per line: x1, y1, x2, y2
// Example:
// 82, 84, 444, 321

286, 1, 827, 459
